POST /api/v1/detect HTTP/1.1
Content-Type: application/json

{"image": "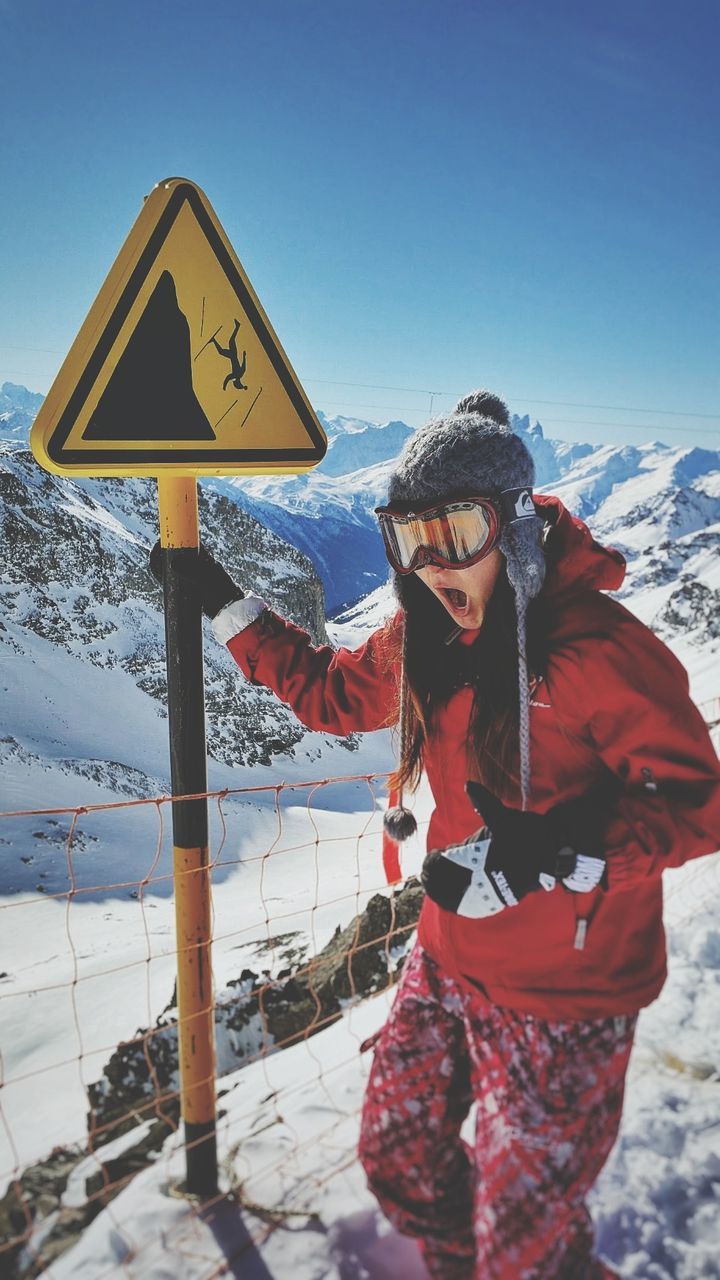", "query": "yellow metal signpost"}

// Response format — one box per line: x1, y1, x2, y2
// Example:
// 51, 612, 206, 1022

30, 177, 327, 1196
